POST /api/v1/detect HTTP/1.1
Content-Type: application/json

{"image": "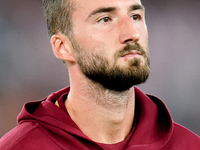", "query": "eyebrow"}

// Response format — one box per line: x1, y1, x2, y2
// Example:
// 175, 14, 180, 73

88, 7, 116, 18
88, 4, 144, 19
129, 4, 145, 12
